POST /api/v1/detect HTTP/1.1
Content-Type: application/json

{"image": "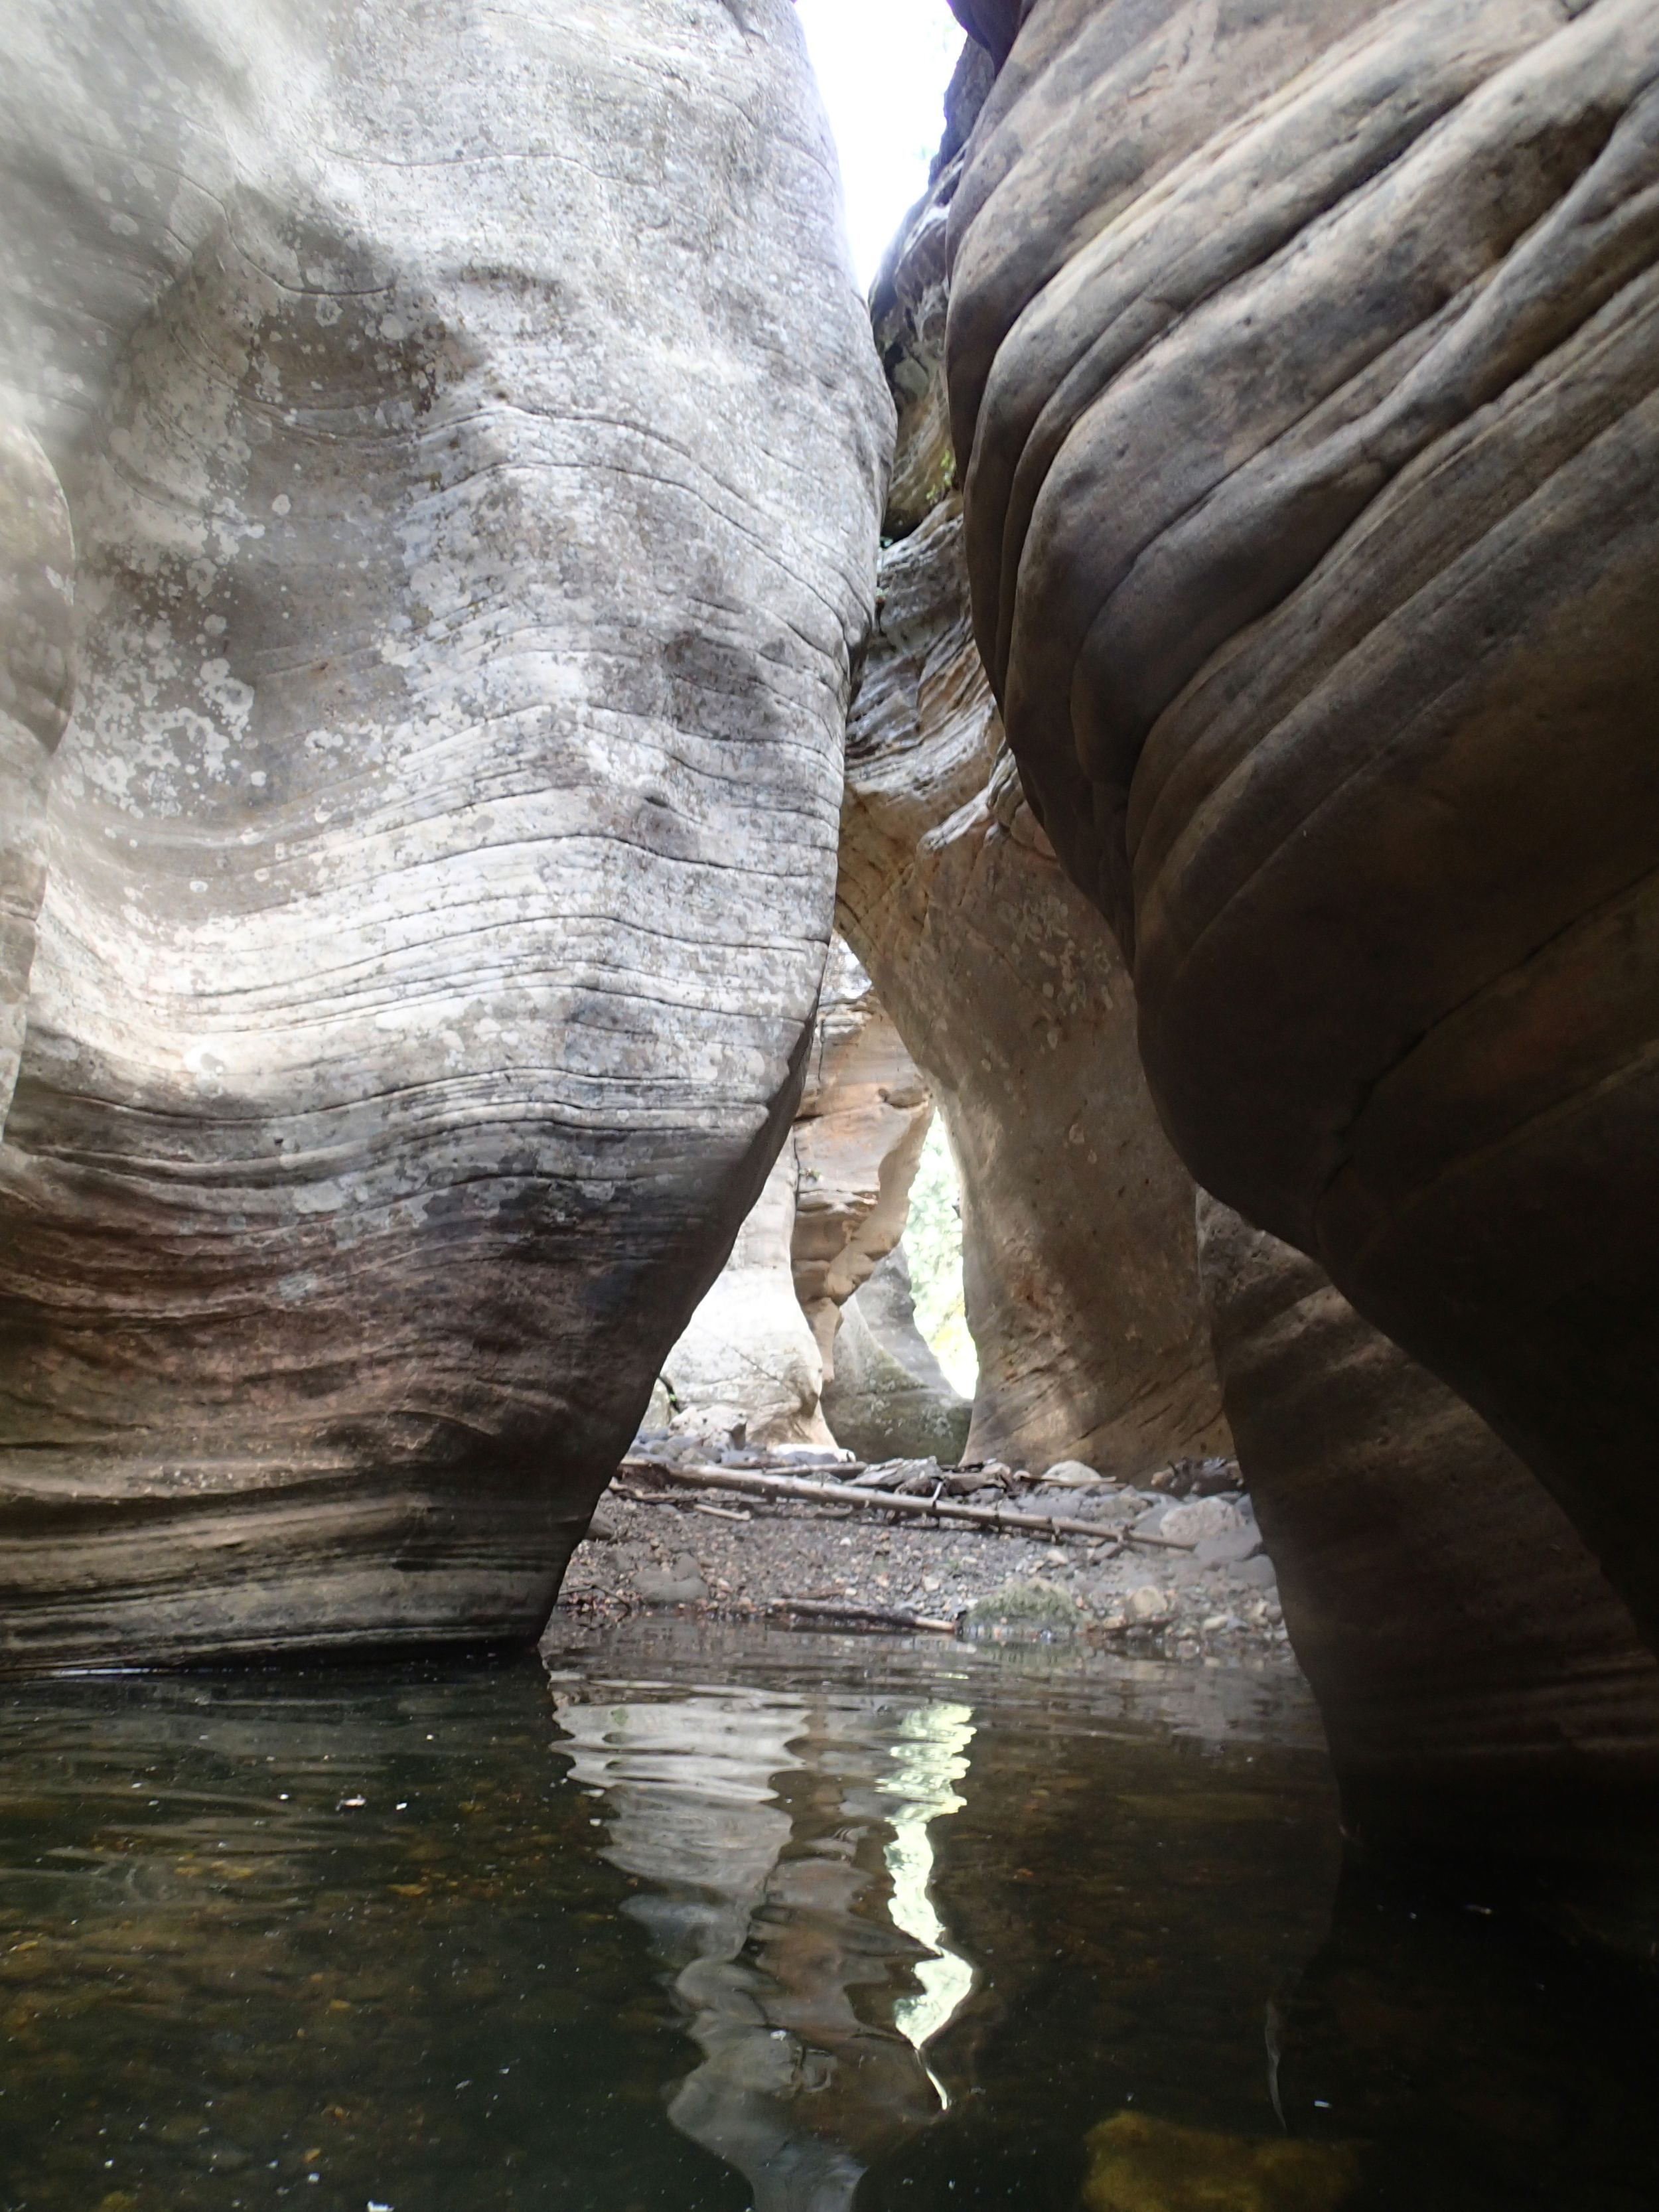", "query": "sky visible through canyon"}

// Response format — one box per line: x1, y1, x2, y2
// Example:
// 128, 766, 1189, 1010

796, 0, 966, 289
